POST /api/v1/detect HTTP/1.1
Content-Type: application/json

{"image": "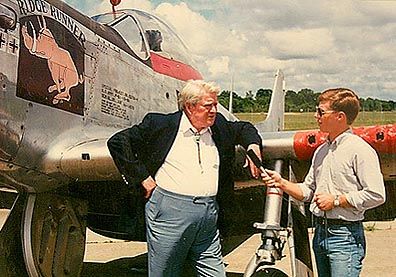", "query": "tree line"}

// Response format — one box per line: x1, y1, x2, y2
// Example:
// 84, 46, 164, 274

218, 88, 396, 113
